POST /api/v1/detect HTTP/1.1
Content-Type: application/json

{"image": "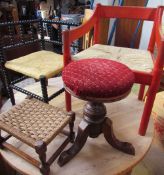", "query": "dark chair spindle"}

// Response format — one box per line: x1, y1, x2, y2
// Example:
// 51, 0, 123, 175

19, 24, 24, 43
47, 23, 53, 40
8, 25, 15, 45
39, 20, 45, 50
29, 23, 35, 40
